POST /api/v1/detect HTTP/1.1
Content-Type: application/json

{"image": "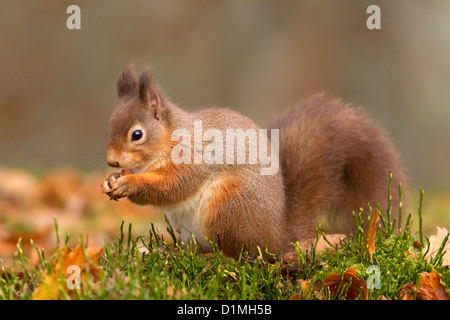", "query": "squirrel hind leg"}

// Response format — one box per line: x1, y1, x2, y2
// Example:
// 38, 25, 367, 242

321, 141, 406, 236
201, 179, 289, 258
